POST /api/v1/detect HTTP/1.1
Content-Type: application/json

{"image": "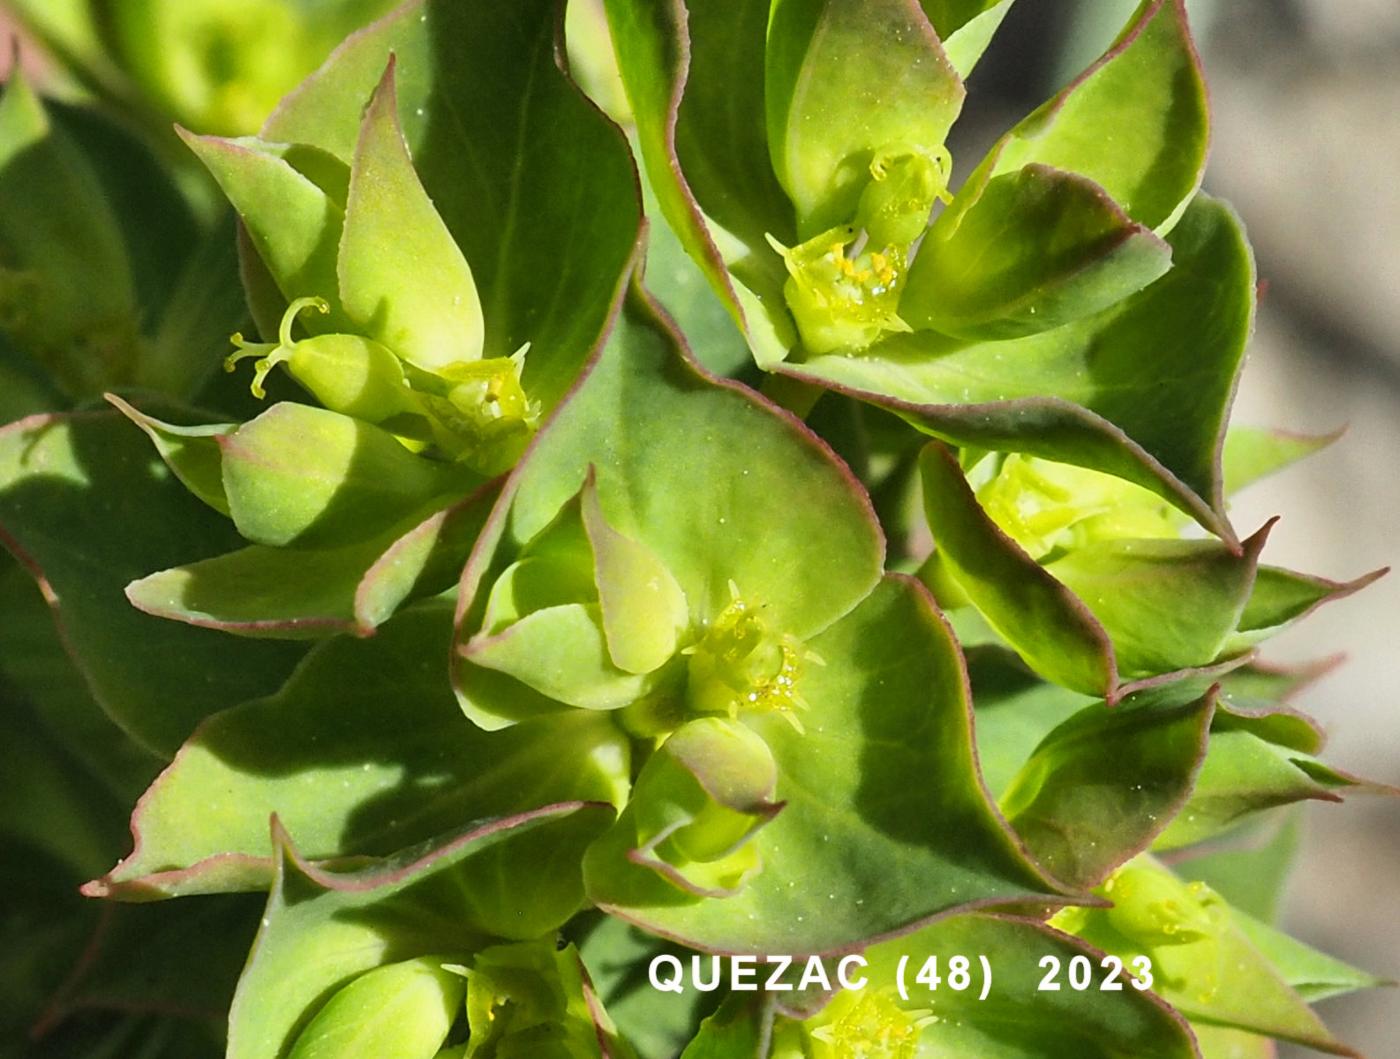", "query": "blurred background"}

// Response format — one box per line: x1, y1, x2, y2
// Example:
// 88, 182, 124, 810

1, 0, 1395, 1053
